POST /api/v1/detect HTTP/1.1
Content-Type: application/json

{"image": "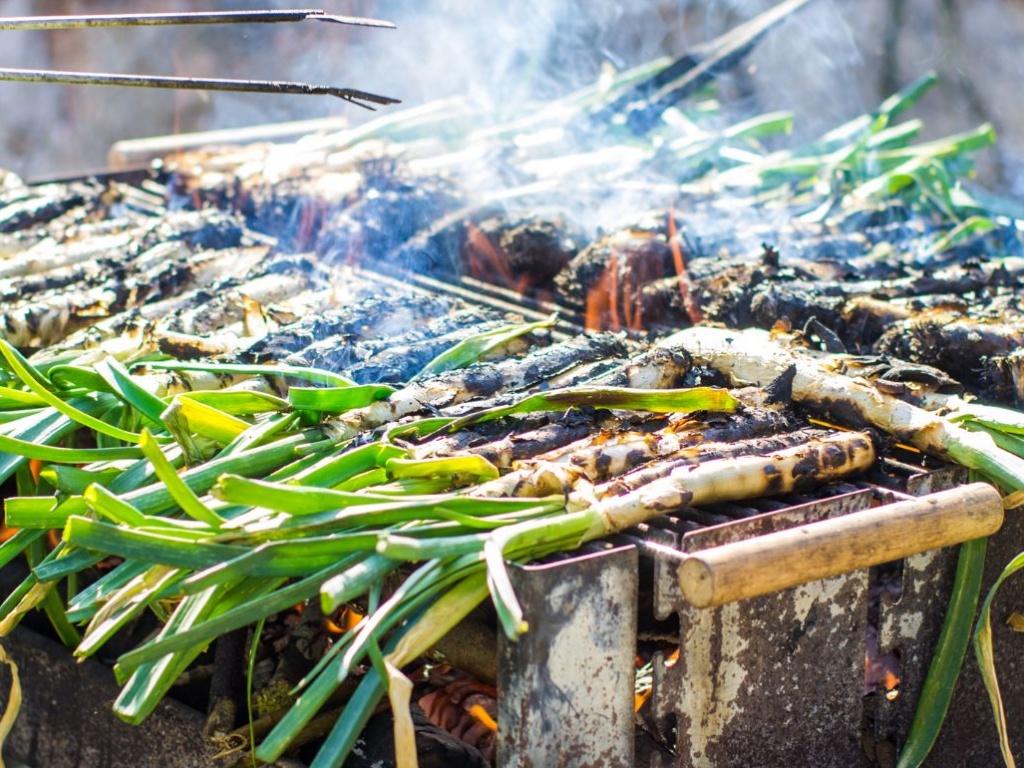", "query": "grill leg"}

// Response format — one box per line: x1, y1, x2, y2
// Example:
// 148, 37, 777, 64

497, 545, 638, 768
